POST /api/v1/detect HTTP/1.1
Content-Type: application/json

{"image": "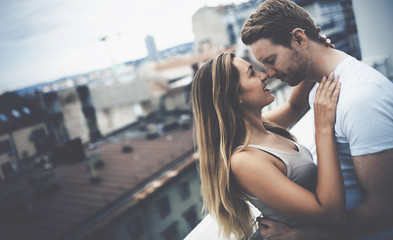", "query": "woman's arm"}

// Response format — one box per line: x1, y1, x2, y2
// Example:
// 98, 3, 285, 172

263, 80, 315, 129
232, 73, 345, 226
312, 73, 346, 222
